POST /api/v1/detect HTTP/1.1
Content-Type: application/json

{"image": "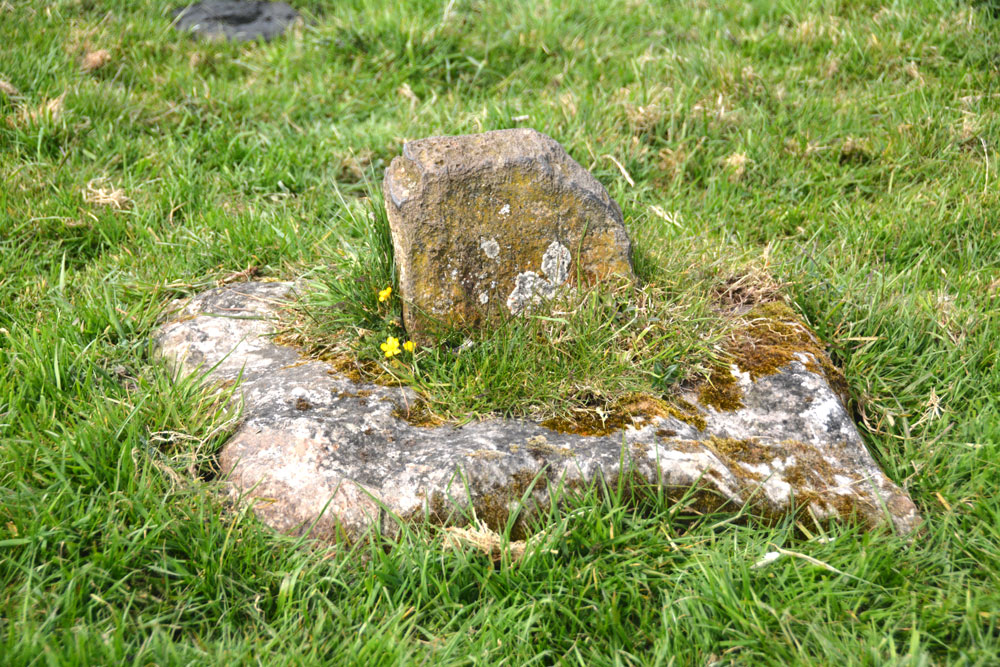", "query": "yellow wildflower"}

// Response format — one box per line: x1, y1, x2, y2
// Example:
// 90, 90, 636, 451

380, 336, 401, 358
378, 286, 392, 302
403, 340, 416, 353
